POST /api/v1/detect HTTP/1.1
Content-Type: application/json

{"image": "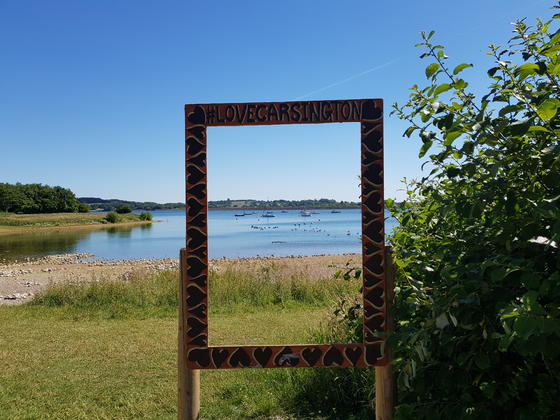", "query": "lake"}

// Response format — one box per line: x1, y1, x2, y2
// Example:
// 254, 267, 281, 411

0, 209, 397, 262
